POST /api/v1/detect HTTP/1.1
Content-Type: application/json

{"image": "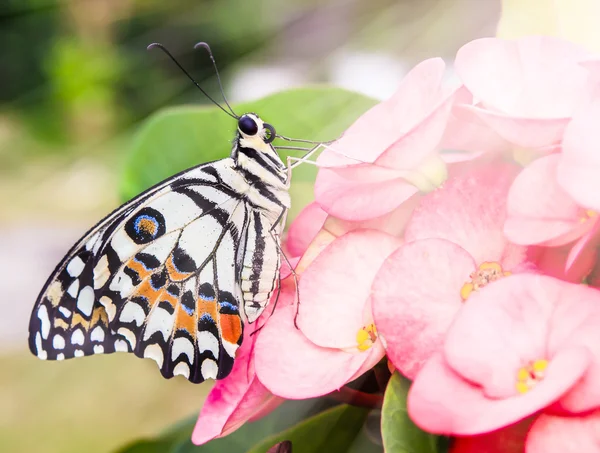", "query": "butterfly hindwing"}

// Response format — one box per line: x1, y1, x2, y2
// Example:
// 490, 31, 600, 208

29, 161, 247, 382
